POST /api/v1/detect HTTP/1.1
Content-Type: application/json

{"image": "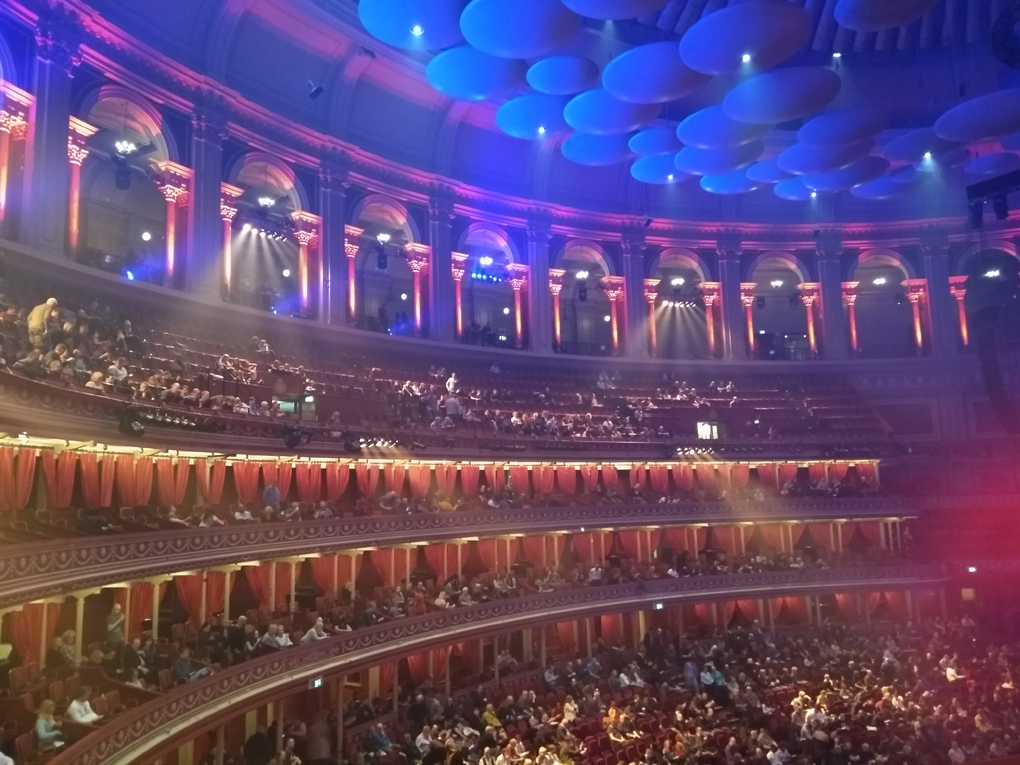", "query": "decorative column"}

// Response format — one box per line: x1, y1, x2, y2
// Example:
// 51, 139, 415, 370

526, 218, 553, 354
508, 263, 529, 348
903, 278, 928, 354
798, 282, 821, 357
701, 281, 721, 357
603, 276, 626, 354
949, 275, 968, 347
717, 237, 744, 360
66, 117, 97, 254
0, 84, 31, 229
549, 268, 565, 348
452, 253, 468, 338
406, 244, 431, 335
644, 278, 660, 357
815, 234, 848, 359
319, 155, 351, 325
187, 108, 228, 295
428, 194, 456, 342
740, 282, 757, 357
25, 13, 81, 255
156, 161, 191, 287
219, 183, 242, 298
621, 231, 648, 358
292, 211, 322, 315
345, 225, 363, 322
842, 282, 860, 354
921, 236, 956, 356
